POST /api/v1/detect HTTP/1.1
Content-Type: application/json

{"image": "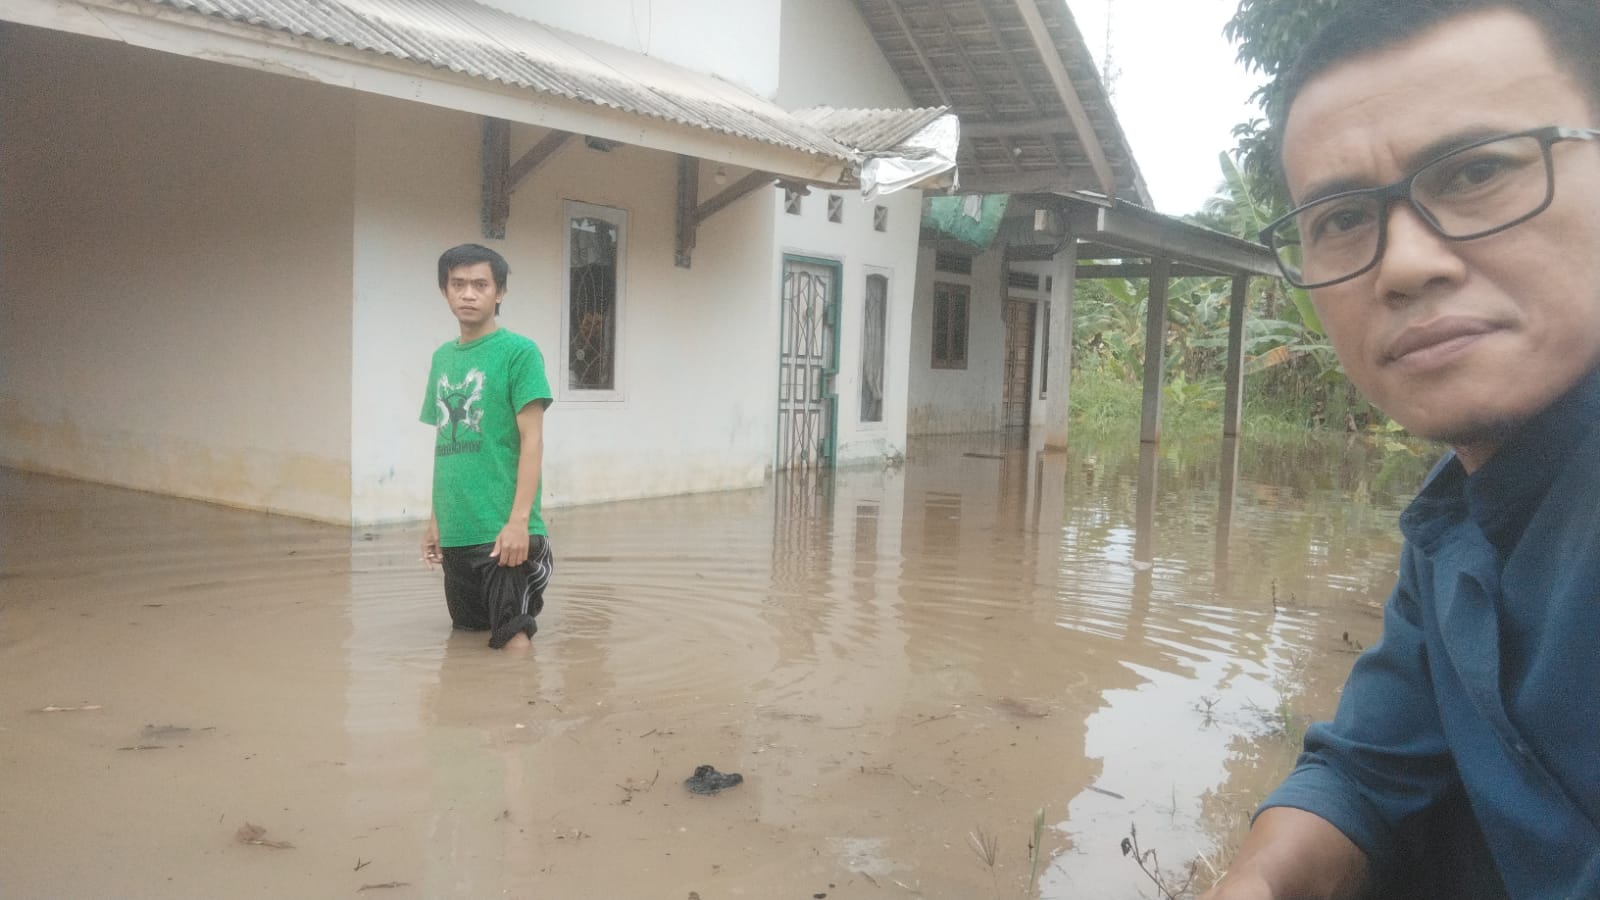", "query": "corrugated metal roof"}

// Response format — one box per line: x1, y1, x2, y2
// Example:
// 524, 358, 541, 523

793, 106, 950, 154
142, 0, 858, 163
